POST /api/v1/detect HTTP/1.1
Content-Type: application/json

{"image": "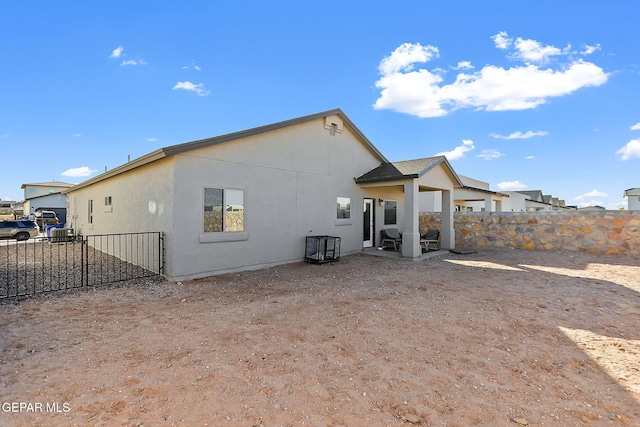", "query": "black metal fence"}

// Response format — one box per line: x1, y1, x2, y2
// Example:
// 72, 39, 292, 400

0, 232, 164, 300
